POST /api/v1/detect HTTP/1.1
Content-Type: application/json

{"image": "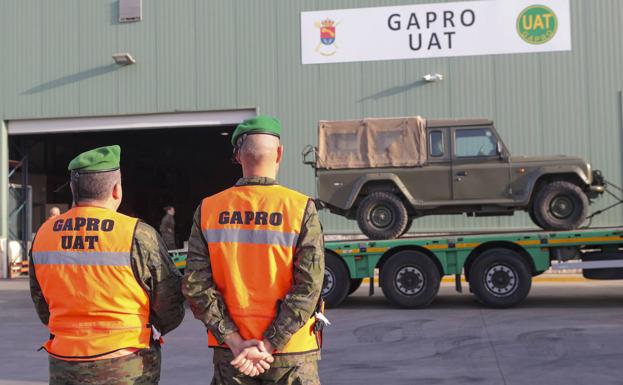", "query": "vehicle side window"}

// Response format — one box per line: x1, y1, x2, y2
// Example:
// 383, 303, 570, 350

328, 132, 359, 153
429, 131, 444, 157
455, 128, 497, 157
